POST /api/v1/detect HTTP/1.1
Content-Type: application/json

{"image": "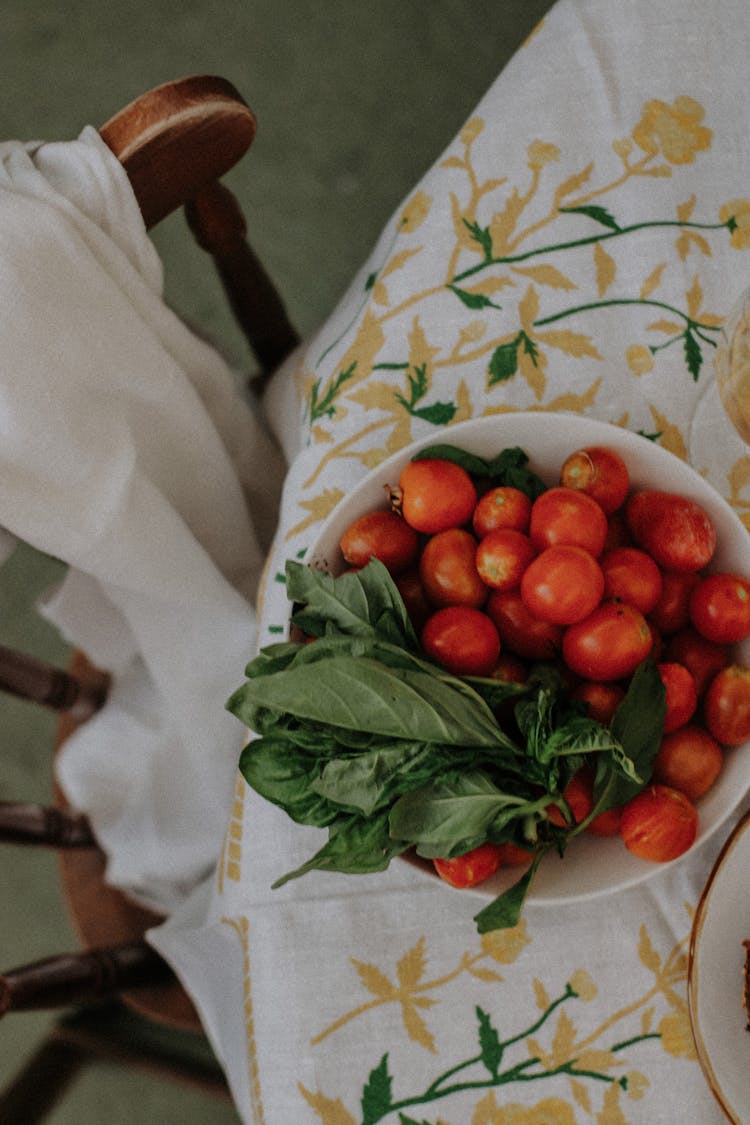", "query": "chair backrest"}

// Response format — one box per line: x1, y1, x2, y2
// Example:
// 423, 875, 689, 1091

0, 74, 297, 1034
